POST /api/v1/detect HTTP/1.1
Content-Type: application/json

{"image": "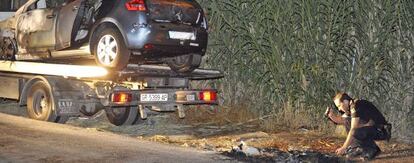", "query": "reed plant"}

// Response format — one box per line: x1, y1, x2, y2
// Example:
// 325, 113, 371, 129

196, 0, 414, 142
